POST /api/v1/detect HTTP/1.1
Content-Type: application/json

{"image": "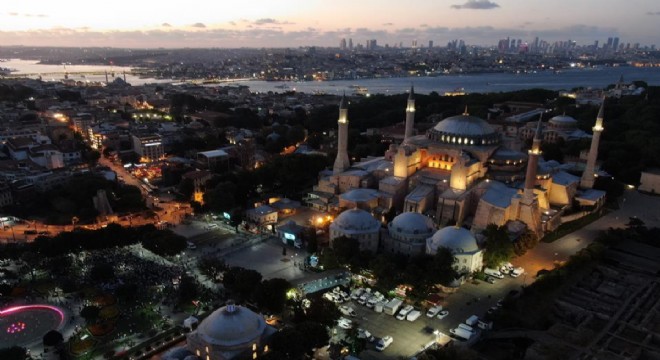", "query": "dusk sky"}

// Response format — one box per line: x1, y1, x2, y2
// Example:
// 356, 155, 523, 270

1, 0, 658, 48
